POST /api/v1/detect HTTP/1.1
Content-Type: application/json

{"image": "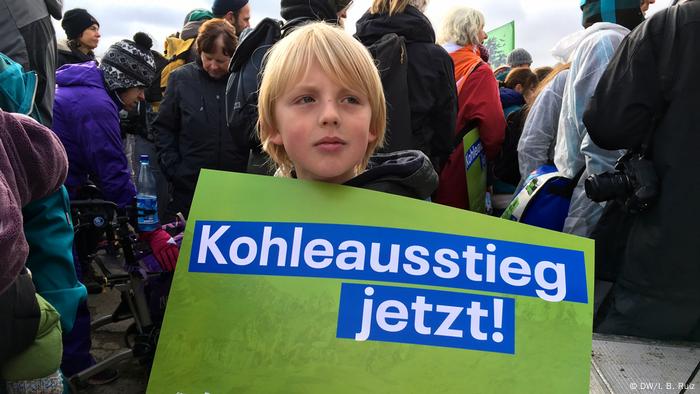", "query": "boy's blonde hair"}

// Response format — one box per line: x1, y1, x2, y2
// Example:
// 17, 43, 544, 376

258, 22, 386, 177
